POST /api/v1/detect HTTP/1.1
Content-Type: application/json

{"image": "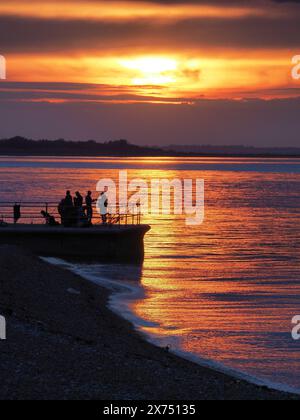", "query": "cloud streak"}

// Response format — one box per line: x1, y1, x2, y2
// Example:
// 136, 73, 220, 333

0, 81, 184, 103
1, 81, 299, 104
